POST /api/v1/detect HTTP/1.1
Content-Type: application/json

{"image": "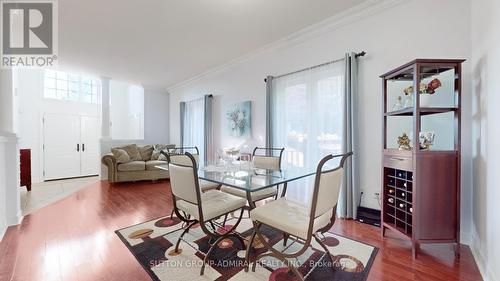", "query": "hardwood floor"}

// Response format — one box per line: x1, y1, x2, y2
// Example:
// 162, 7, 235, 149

0, 180, 482, 281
